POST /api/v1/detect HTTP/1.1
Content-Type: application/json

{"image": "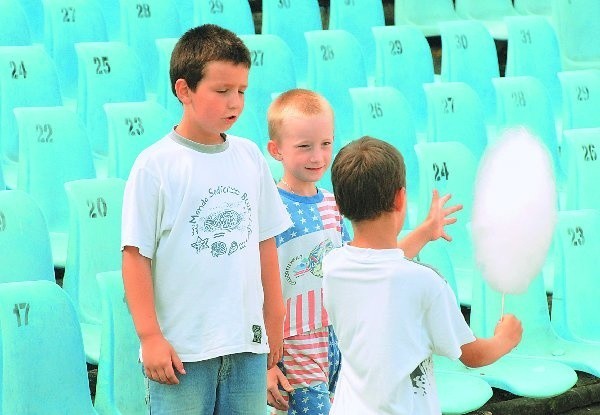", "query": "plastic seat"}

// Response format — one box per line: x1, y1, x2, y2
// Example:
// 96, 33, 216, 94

349, 86, 420, 228
42, 0, 108, 100
505, 16, 563, 117
96, 0, 121, 40
239, 34, 297, 139
394, 0, 460, 37
104, 101, 173, 179
0, 163, 4, 190
558, 69, 600, 131
328, 0, 385, 81
175, 0, 195, 32
261, 0, 322, 86
552, 209, 600, 343
440, 20, 500, 123
14, 106, 96, 268
561, 128, 600, 210
514, 0, 552, 16
0, 0, 32, 46
119, 0, 182, 94
372, 25, 435, 134
455, 0, 518, 40
155, 37, 183, 121
0, 45, 63, 187
423, 82, 488, 160
18, 0, 45, 43
305, 30, 368, 152
194, 0, 255, 35
0, 280, 97, 414
63, 178, 125, 364
552, 0, 600, 70
75, 41, 147, 157
226, 105, 264, 150
0, 190, 55, 283
95, 271, 146, 415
